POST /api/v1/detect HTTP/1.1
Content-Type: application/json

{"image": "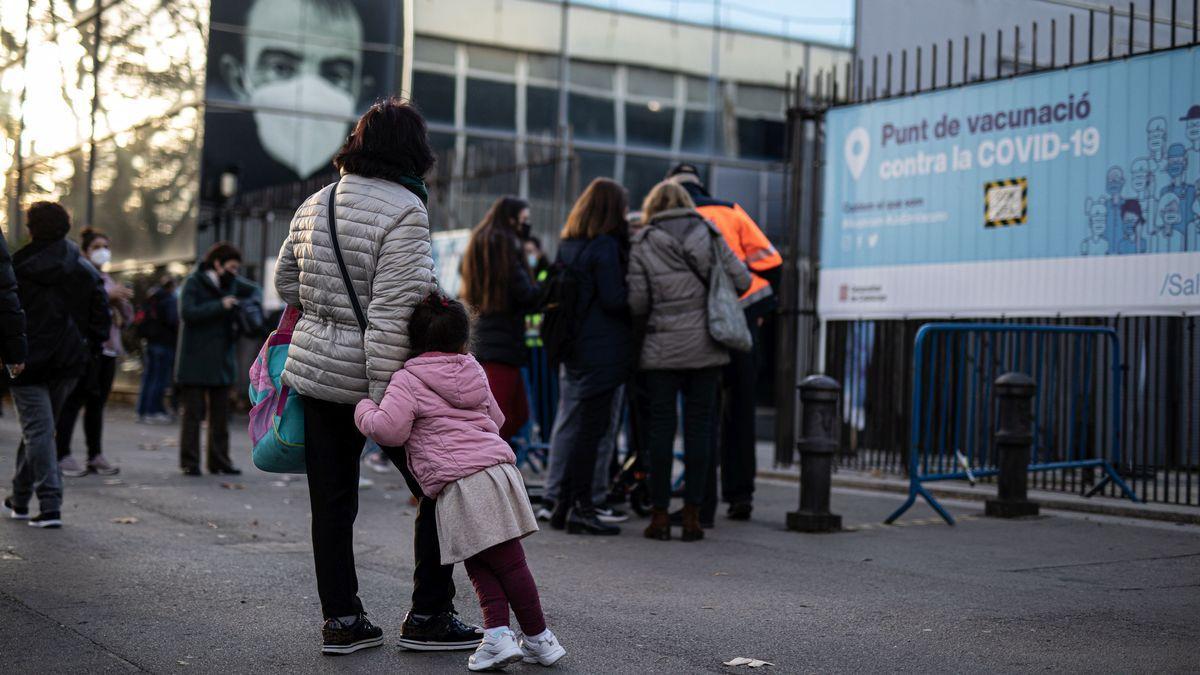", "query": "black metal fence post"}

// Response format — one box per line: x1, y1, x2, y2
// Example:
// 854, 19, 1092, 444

986, 372, 1041, 518
787, 375, 843, 533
